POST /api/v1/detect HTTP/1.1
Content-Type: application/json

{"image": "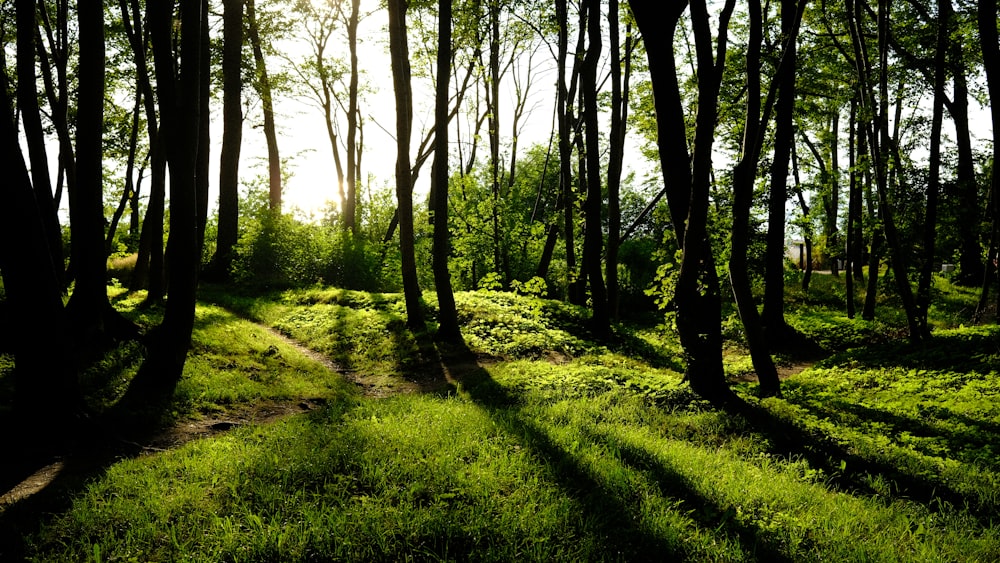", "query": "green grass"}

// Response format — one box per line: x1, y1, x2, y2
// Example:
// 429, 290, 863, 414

5, 275, 1000, 561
